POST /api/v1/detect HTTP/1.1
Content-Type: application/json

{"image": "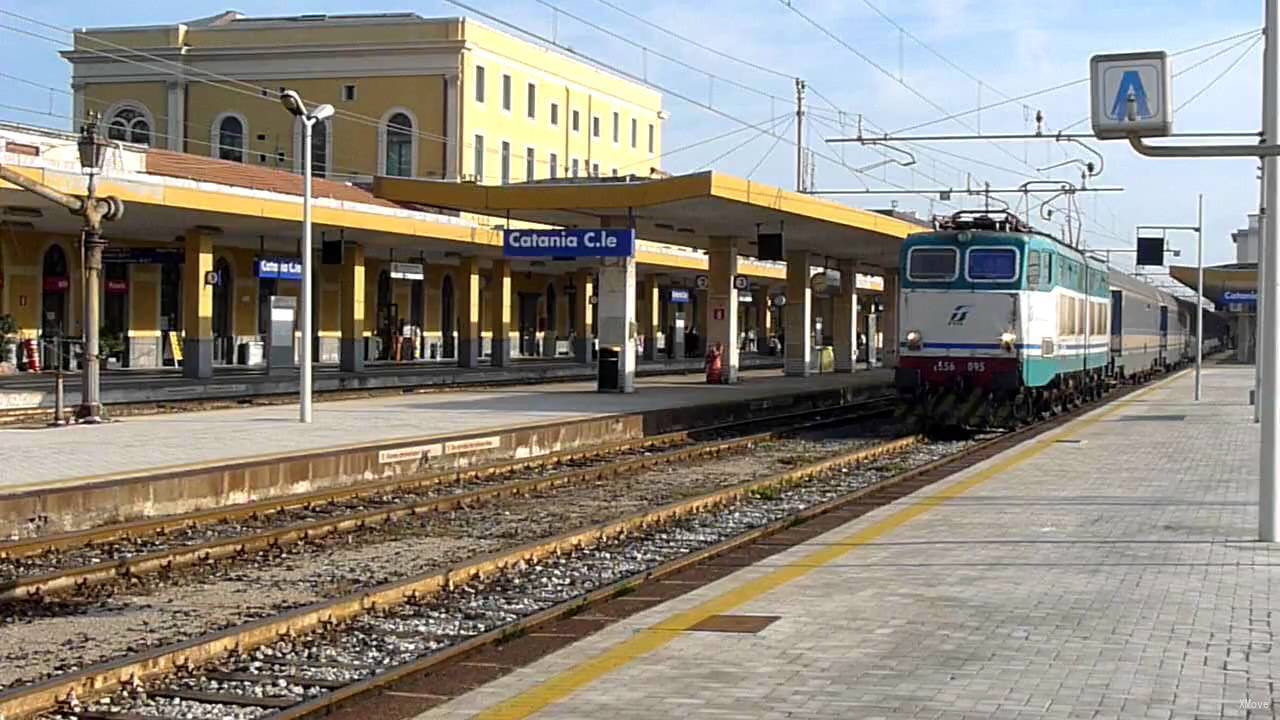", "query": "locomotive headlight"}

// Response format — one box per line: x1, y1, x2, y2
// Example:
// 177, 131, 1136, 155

999, 332, 1017, 352
906, 329, 923, 350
